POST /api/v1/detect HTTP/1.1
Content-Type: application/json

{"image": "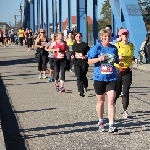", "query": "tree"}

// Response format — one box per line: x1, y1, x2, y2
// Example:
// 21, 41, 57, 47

139, 0, 150, 28
98, 0, 150, 30
88, 24, 93, 32
98, 0, 111, 30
